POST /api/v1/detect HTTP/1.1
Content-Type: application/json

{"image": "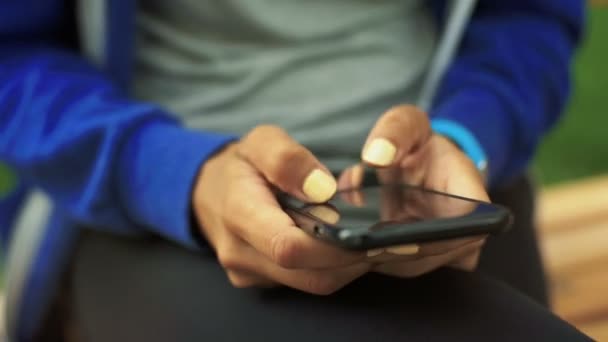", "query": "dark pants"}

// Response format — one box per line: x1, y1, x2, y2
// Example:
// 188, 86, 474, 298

478, 176, 550, 306
49, 177, 589, 341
